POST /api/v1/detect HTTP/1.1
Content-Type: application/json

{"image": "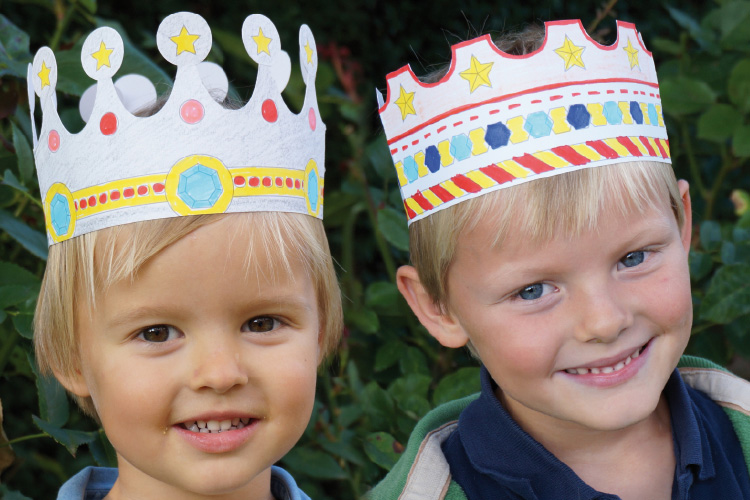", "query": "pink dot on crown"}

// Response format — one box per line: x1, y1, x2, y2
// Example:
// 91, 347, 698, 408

262, 99, 278, 123
48, 130, 60, 152
308, 108, 316, 131
100, 113, 118, 135
180, 100, 204, 124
